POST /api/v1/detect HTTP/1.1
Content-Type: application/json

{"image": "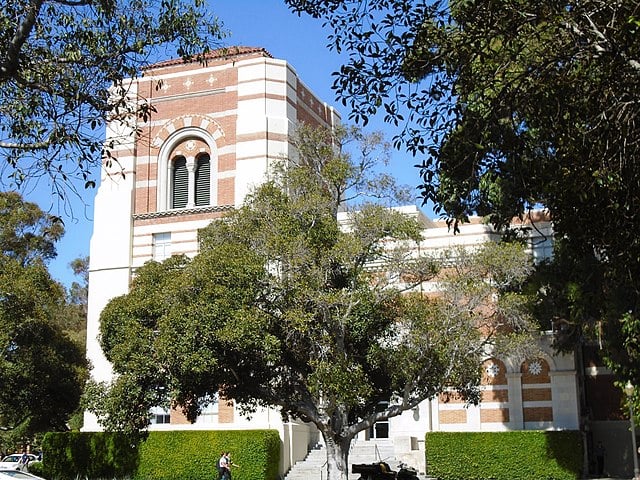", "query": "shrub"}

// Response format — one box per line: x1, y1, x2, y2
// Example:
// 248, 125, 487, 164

41, 429, 280, 480
27, 461, 45, 477
425, 430, 582, 480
